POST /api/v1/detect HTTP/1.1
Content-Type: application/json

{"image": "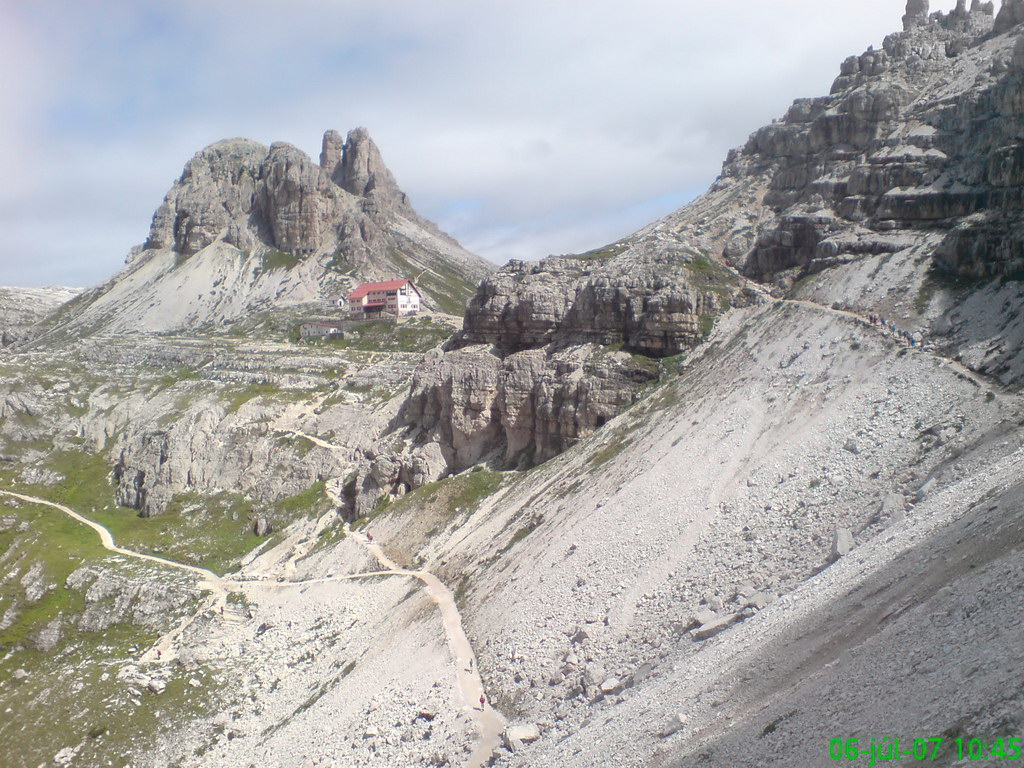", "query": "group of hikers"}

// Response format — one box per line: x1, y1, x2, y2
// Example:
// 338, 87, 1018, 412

867, 314, 923, 348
